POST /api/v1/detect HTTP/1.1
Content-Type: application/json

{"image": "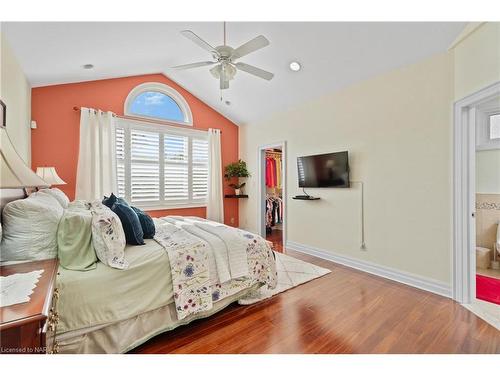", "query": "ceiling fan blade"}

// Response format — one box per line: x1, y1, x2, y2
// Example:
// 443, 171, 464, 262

235, 62, 274, 81
171, 61, 216, 70
180, 30, 219, 56
231, 35, 270, 60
